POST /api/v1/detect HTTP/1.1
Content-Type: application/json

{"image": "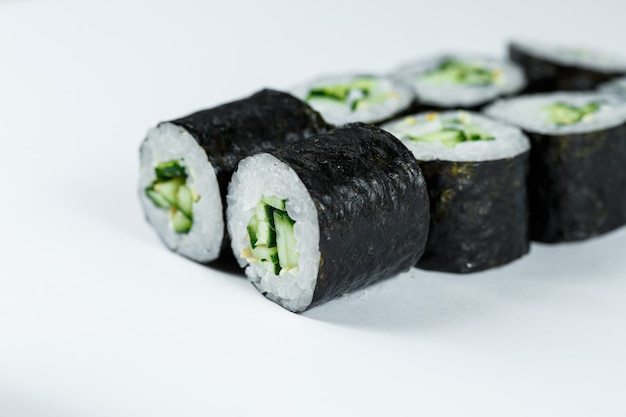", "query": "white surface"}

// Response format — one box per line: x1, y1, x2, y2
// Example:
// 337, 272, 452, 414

1, 1, 626, 416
